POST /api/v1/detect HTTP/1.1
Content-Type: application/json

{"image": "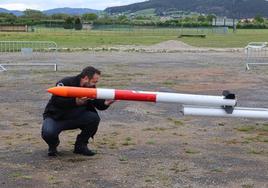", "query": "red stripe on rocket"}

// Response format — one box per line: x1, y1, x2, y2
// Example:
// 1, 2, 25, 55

115, 90, 156, 102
